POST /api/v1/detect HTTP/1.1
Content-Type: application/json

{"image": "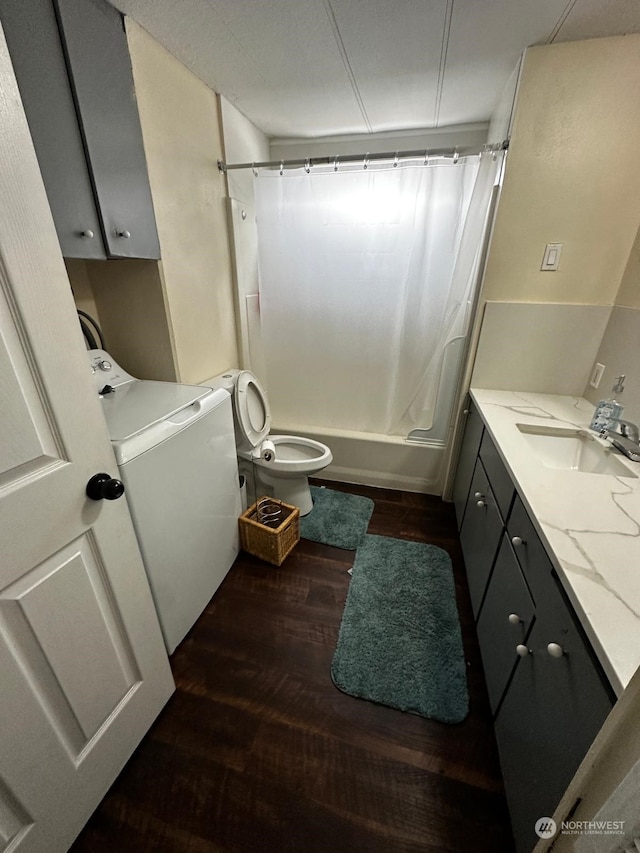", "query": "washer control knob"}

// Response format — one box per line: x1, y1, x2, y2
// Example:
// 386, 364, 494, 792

98, 360, 112, 371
